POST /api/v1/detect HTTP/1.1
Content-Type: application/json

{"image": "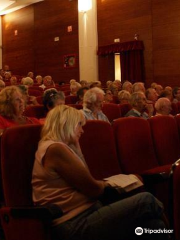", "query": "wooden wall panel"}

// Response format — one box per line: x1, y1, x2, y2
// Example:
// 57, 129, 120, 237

2, 0, 79, 83
97, 0, 180, 87
2, 6, 35, 76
